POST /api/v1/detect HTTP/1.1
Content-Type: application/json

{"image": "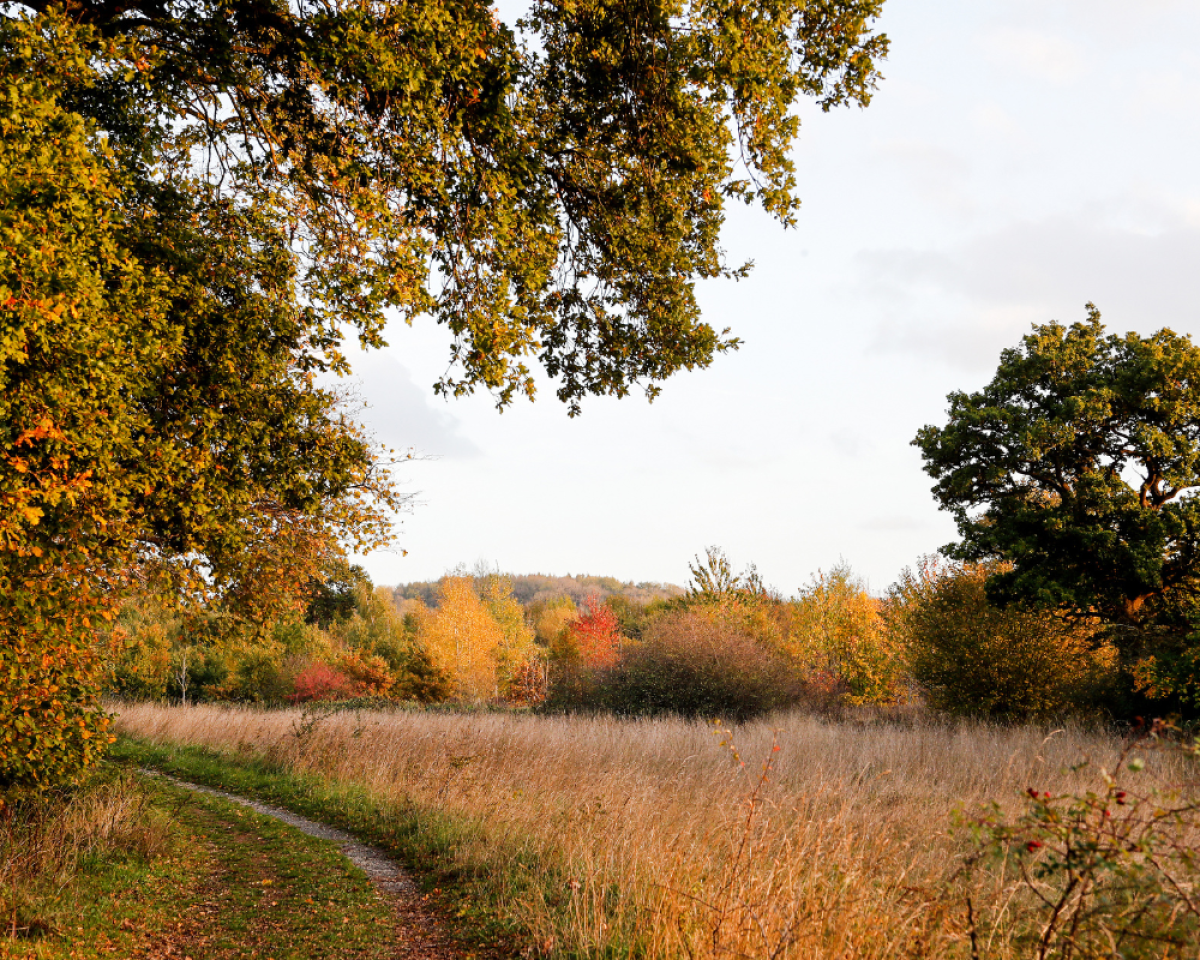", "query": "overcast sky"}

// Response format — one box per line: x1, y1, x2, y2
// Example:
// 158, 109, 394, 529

343, 0, 1200, 595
